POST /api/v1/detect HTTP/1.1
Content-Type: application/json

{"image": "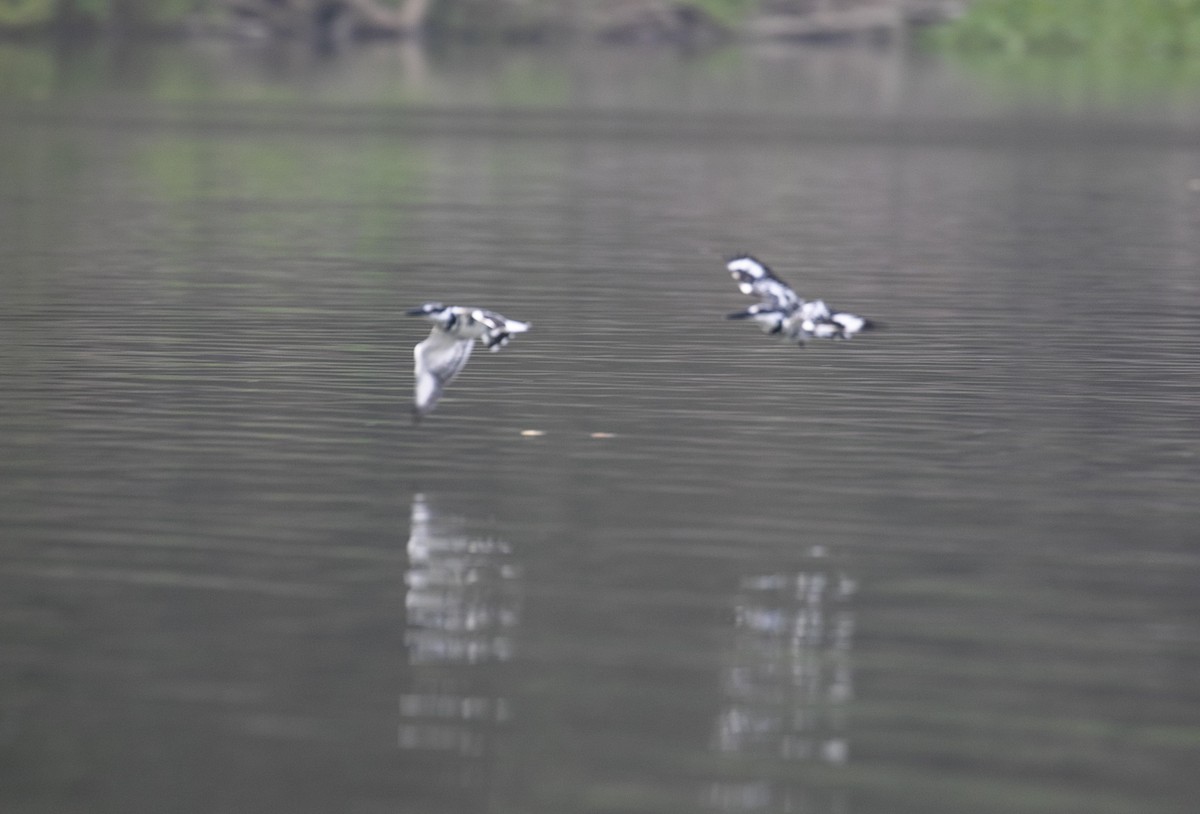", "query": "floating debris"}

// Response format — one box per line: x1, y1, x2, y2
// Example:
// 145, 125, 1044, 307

589, 433, 616, 439
519, 429, 545, 437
